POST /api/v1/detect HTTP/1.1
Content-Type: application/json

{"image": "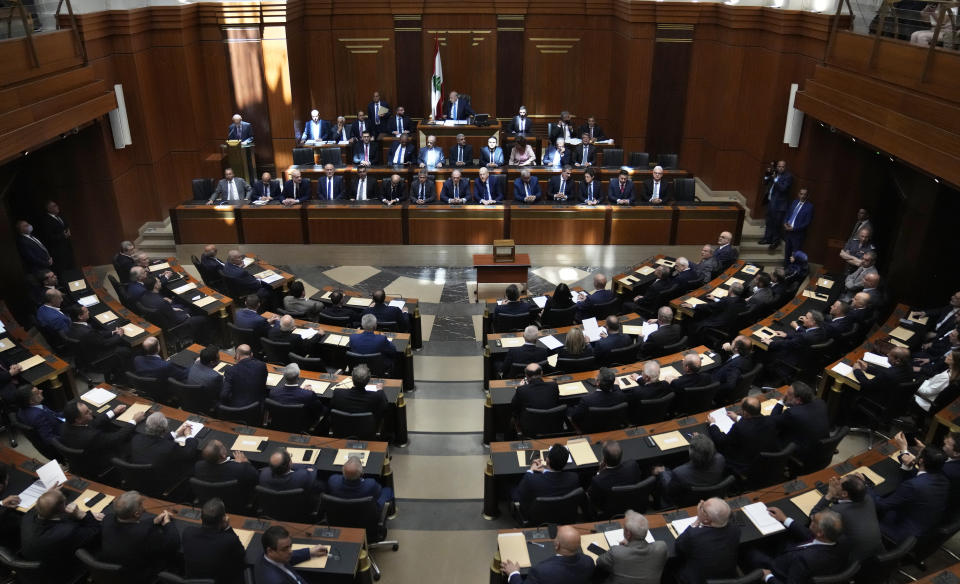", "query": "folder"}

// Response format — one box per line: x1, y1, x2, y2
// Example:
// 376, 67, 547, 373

652, 431, 689, 451
80, 386, 116, 407
231, 436, 268, 452
500, 336, 525, 348
845, 465, 884, 486
907, 312, 928, 325
709, 288, 728, 298
287, 447, 320, 465
580, 533, 609, 562
172, 282, 197, 295
74, 489, 115, 514
94, 311, 118, 324
567, 438, 599, 465
265, 373, 283, 387
637, 266, 655, 275
121, 324, 145, 337
497, 532, 532, 568
685, 297, 706, 307
233, 528, 256, 549
68, 279, 87, 291
116, 403, 151, 424
17, 355, 45, 371
346, 297, 373, 308
817, 277, 835, 289
333, 449, 369, 466
621, 325, 643, 336
659, 365, 680, 382
790, 490, 823, 516
0, 338, 12, 353
193, 296, 218, 308
558, 381, 589, 396
760, 398, 780, 416
148, 262, 171, 272
725, 277, 744, 287
889, 327, 914, 341
741, 265, 760, 275
304, 381, 331, 394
